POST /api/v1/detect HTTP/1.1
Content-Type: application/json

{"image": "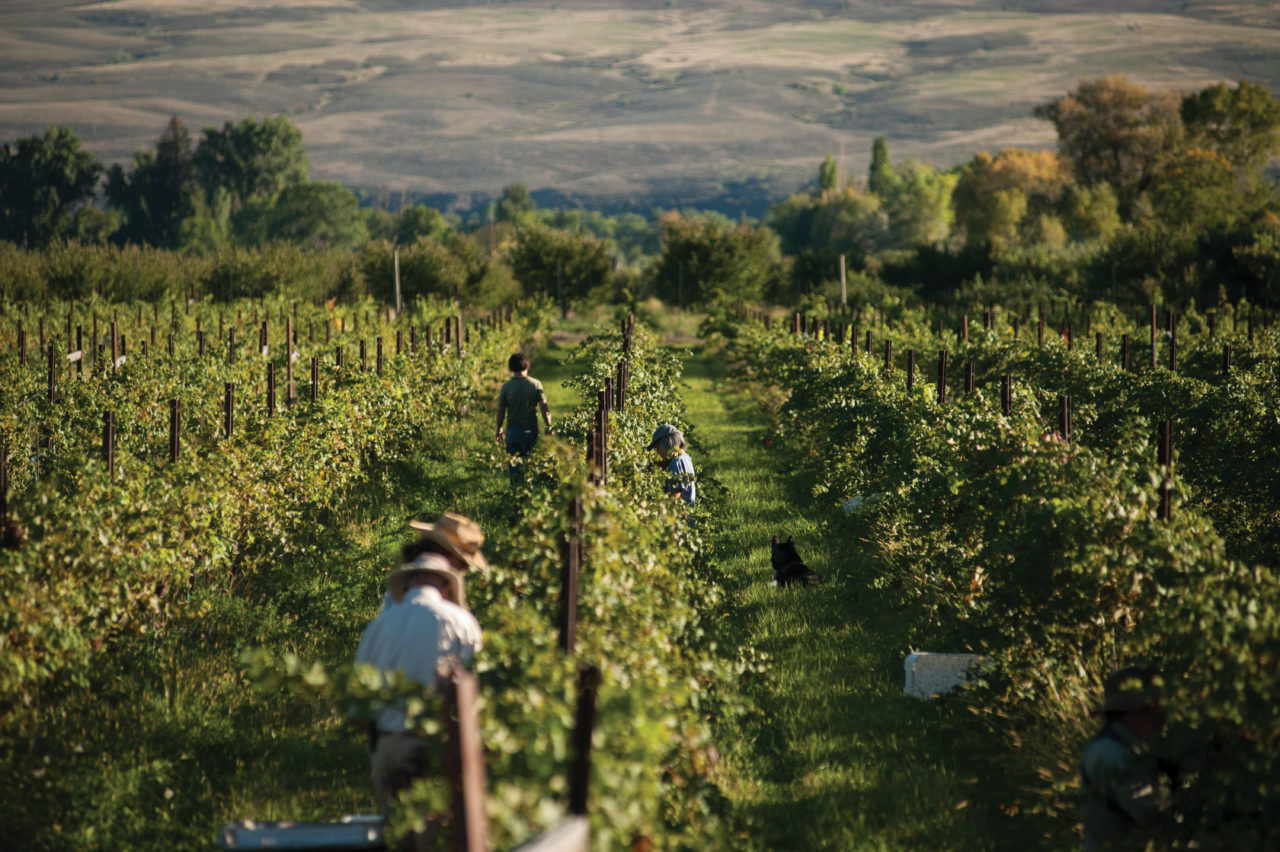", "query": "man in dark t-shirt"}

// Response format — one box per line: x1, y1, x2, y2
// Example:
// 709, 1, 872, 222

496, 352, 551, 485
